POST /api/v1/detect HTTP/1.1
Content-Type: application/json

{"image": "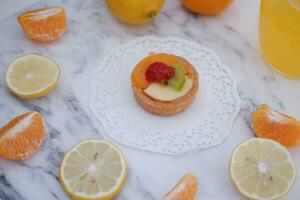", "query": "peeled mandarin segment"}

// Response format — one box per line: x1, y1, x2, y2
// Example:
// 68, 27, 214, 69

59, 139, 127, 200
251, 104, 300, 148
0, 112, 45, 160
5, 54, 60, 99
230, 138, 296, 200
164, 173, 198, 200
18, 7, 66, 42
131, 53, 190, 89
